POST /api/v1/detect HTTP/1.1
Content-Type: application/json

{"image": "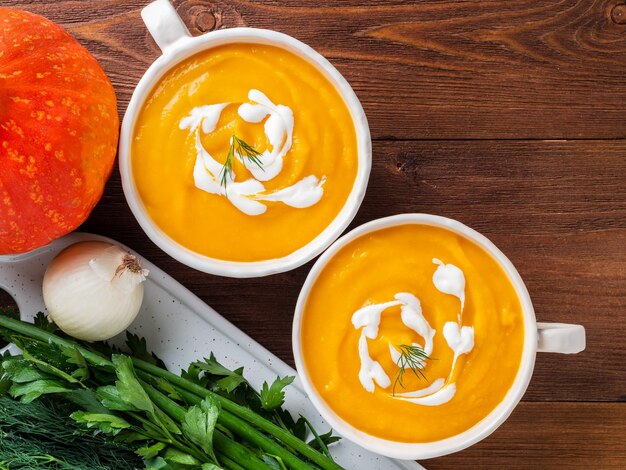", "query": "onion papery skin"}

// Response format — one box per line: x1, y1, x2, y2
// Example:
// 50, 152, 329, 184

42, 241, 145, 342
